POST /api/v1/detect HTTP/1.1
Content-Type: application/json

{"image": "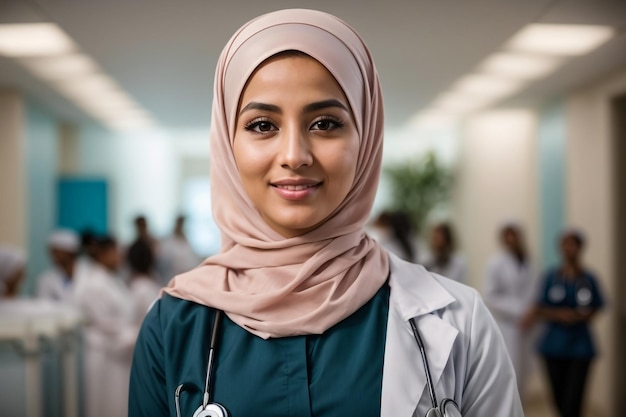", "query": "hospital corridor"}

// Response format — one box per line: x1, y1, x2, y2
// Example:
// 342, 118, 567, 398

1, 0, 626, 416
